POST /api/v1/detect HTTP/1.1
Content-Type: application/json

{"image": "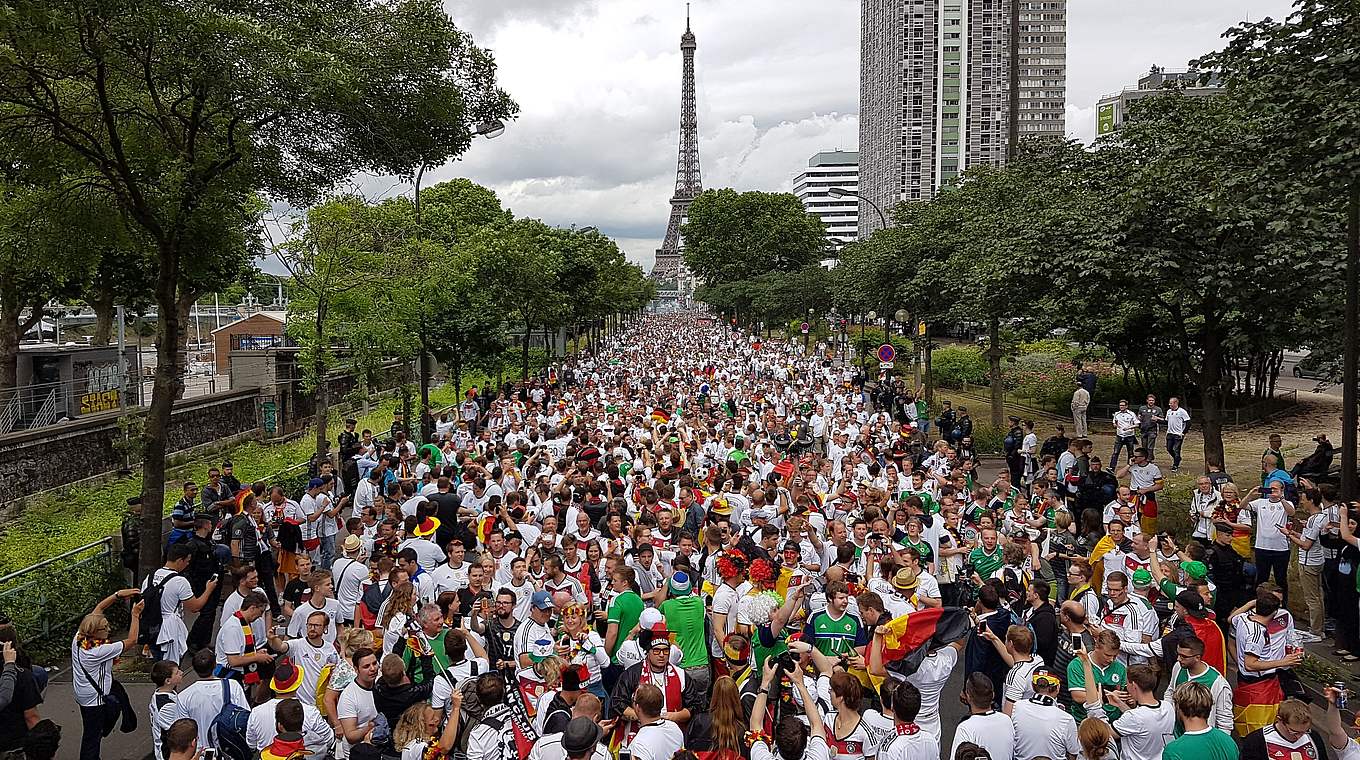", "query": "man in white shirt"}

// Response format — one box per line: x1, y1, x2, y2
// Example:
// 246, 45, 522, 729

1010, 668, 1080, 760
144, 543, 217, 664
330, 535, 369, 625
1111, 399, 1139, 468
266, 608, 342, 707
1107, 664, 1175, 760
335, 649, 380, 754
877, 680, 939, 760
430, 539, 471, 598
174, 650, 248, 749
244, 662, 334, 754
1163, 397, 1191, 471
950, 673, 1014, 760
